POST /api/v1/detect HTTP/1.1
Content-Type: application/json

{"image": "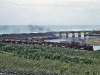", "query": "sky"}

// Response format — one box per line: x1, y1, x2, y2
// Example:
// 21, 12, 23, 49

0, 0, 100, 25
